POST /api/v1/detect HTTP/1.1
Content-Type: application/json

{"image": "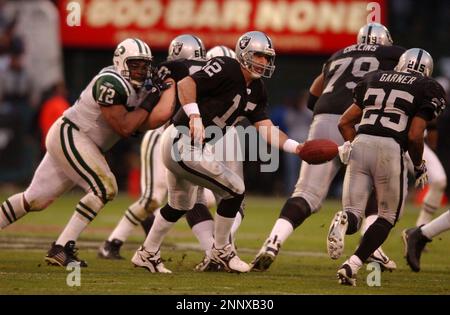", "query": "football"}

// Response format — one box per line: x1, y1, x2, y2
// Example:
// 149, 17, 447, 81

299, 139, 339, 165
